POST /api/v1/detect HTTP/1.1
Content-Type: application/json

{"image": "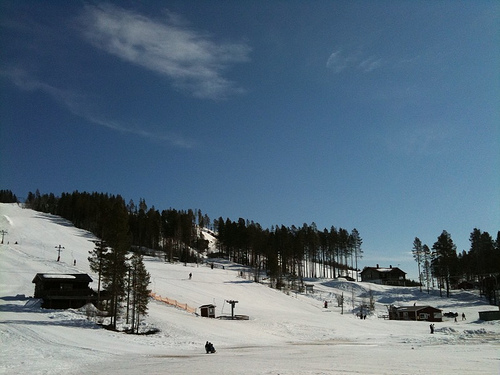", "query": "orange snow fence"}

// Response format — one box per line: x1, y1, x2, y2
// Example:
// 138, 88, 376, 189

150, 292, 196, 314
